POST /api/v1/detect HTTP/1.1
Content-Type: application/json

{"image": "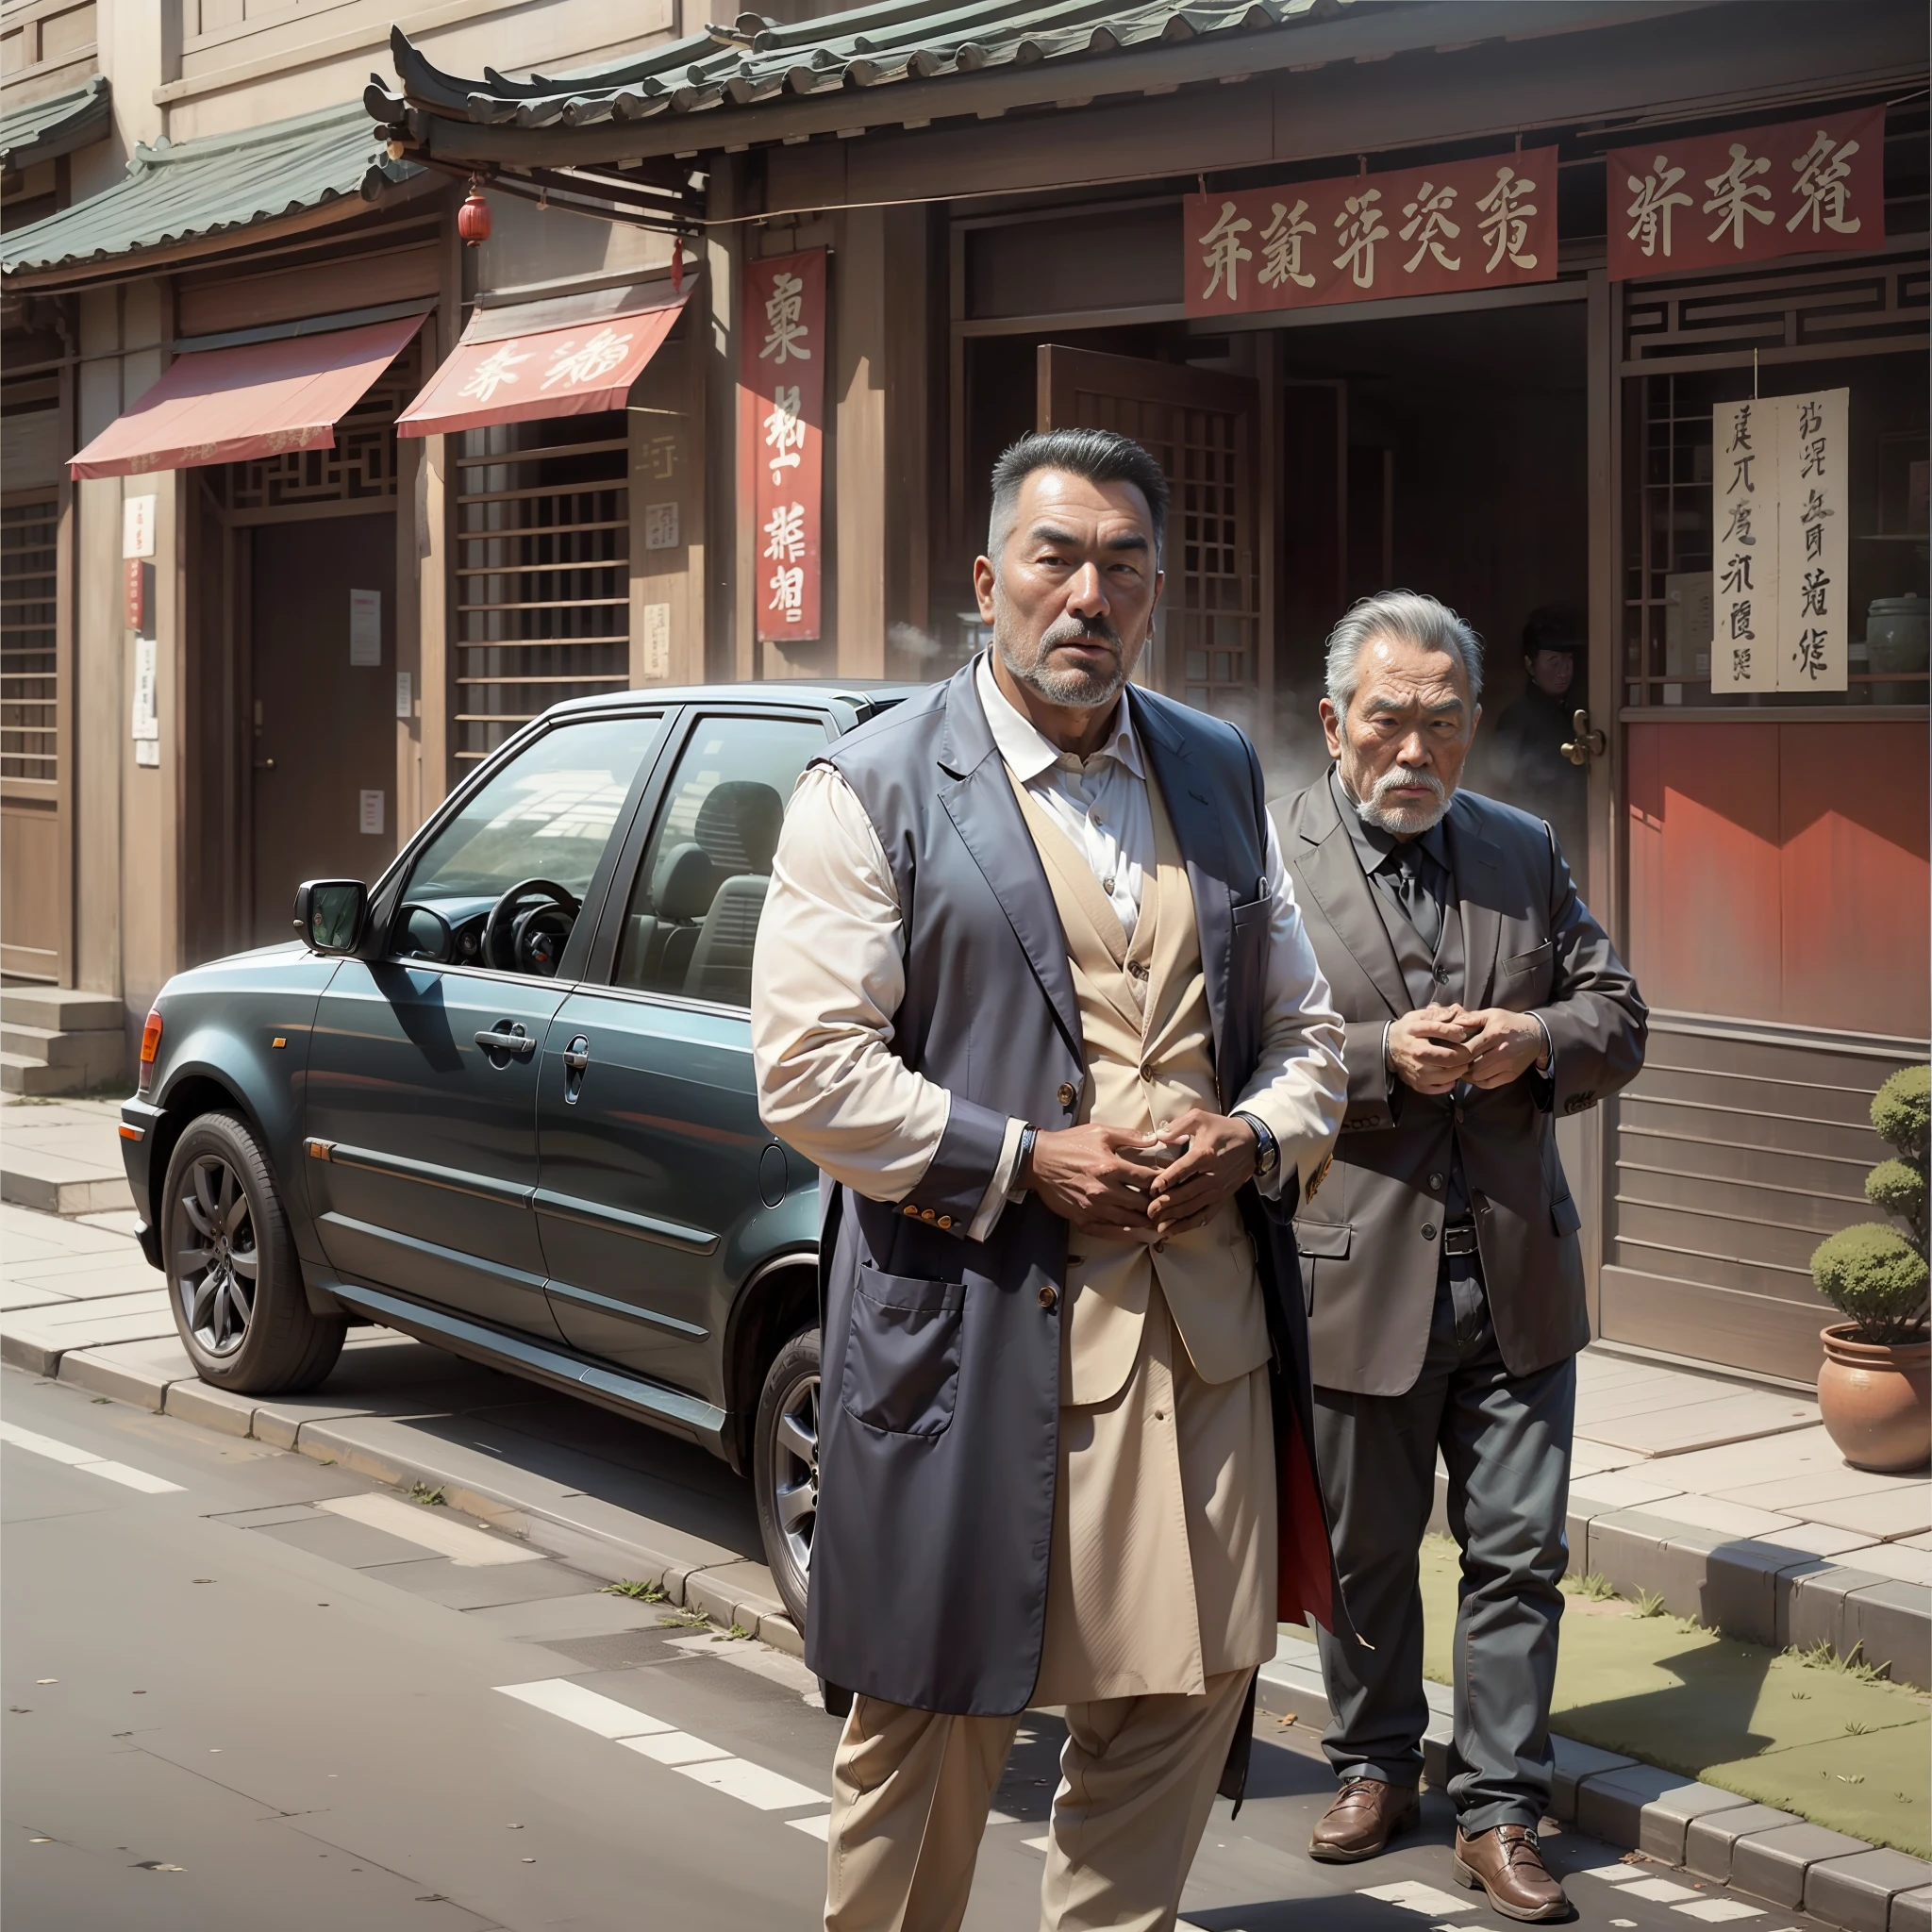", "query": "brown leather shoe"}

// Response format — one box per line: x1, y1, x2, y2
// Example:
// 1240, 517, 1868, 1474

1307, 1777, 1421, 1863
1453, 1824, 1571, 1922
